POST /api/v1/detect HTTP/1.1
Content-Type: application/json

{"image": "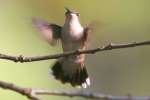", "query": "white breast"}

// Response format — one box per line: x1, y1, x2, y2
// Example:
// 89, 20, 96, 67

62, 15, 83, 40
61, 13, 84, 52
